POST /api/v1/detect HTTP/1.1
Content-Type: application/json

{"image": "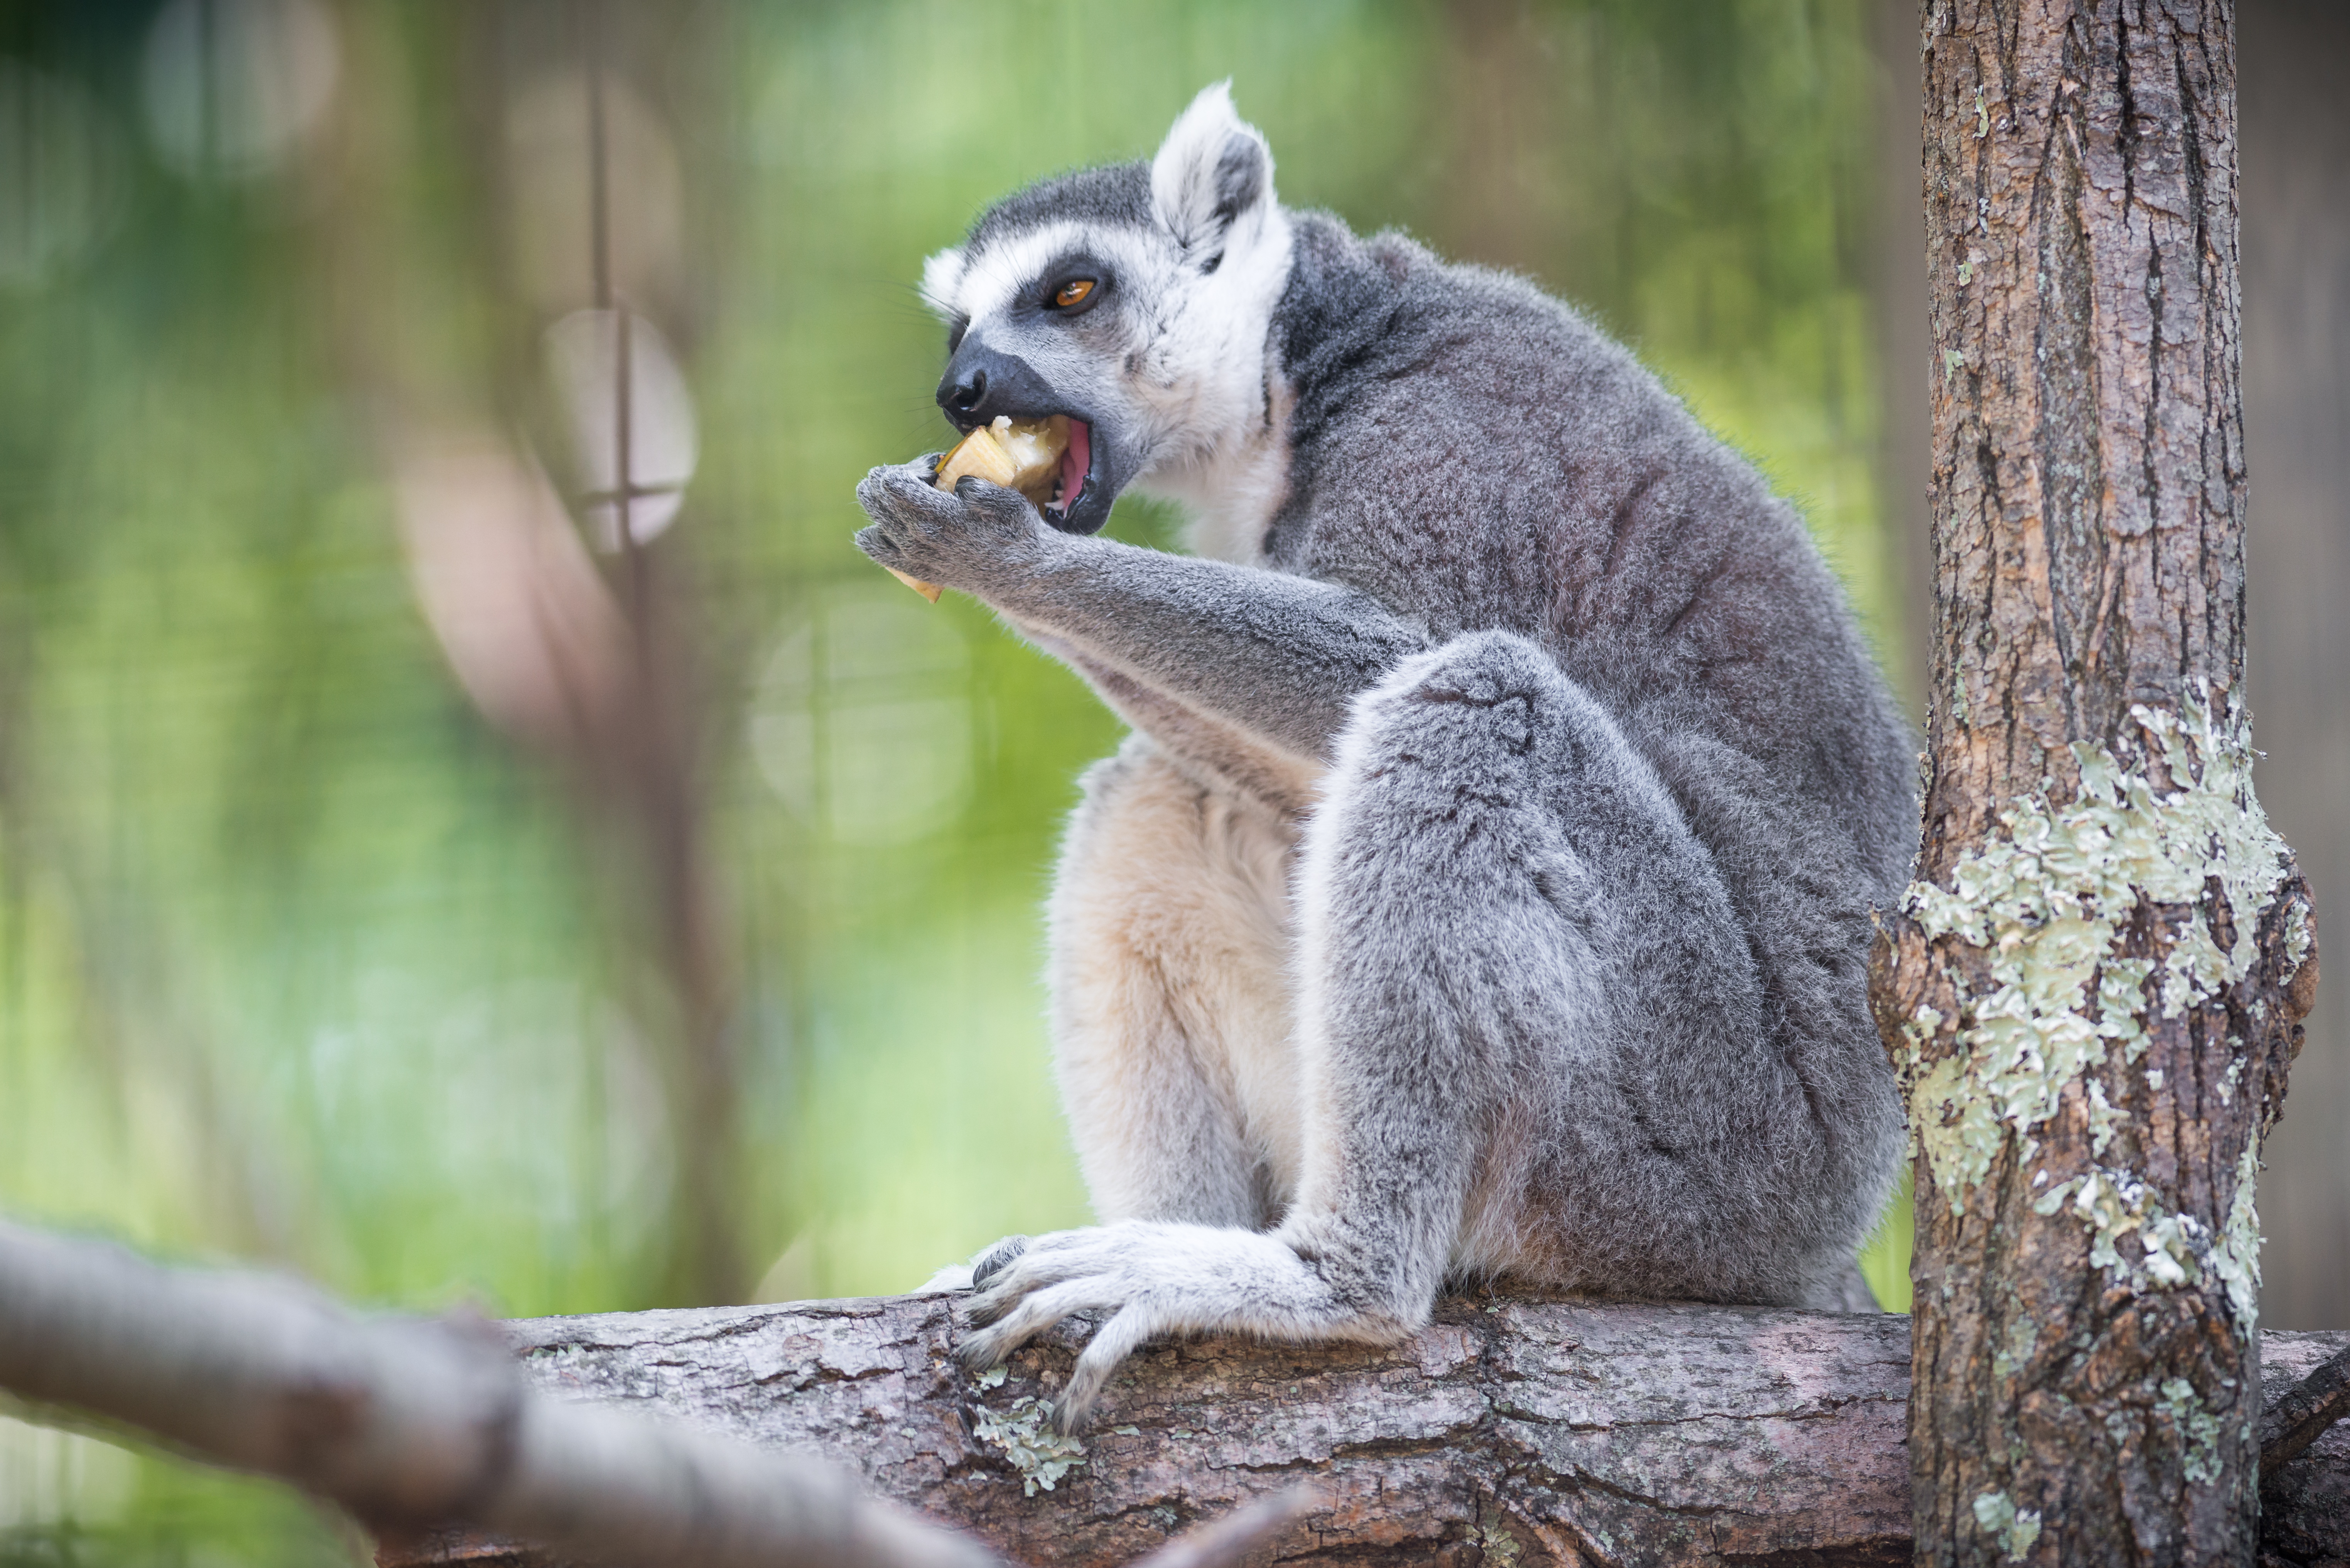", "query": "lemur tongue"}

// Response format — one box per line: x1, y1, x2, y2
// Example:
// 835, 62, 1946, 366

1058, 420, 1091, 514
